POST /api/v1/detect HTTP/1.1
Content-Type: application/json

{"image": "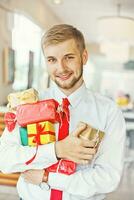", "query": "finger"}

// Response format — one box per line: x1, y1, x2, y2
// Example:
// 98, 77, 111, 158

79, 147, 97, 155
74, 158, 90, 165
81, 139, 96, 148
71, 146, 96, 155
76, 160, 89, 165
67, 156, 90, 165
22, 170, 31, 175
67, 152, 94, 163
24, 178, 33, 184
77, 121, 87, 129
74, 152, 94, 160
73, 123, 87, 137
